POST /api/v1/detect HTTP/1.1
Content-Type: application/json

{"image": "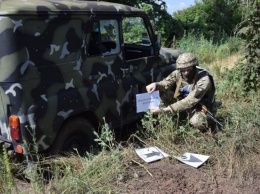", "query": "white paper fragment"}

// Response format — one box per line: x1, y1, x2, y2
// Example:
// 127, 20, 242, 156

136, 91, 160, 113
173, 152, 210, 168
135, 146, 169, 163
